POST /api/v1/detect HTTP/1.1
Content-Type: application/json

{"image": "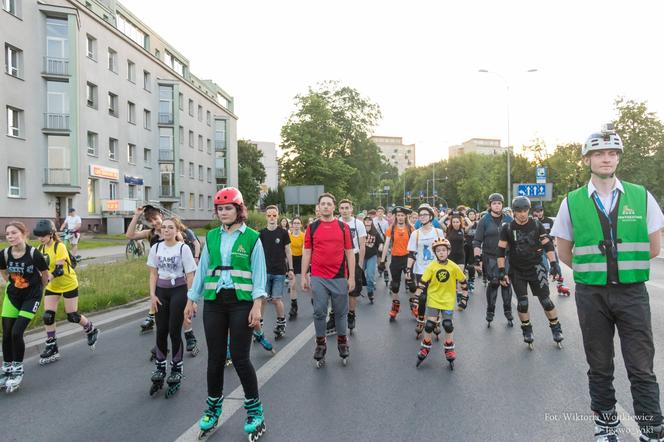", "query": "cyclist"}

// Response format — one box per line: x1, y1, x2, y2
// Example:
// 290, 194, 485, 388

60, 207, 82, 260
